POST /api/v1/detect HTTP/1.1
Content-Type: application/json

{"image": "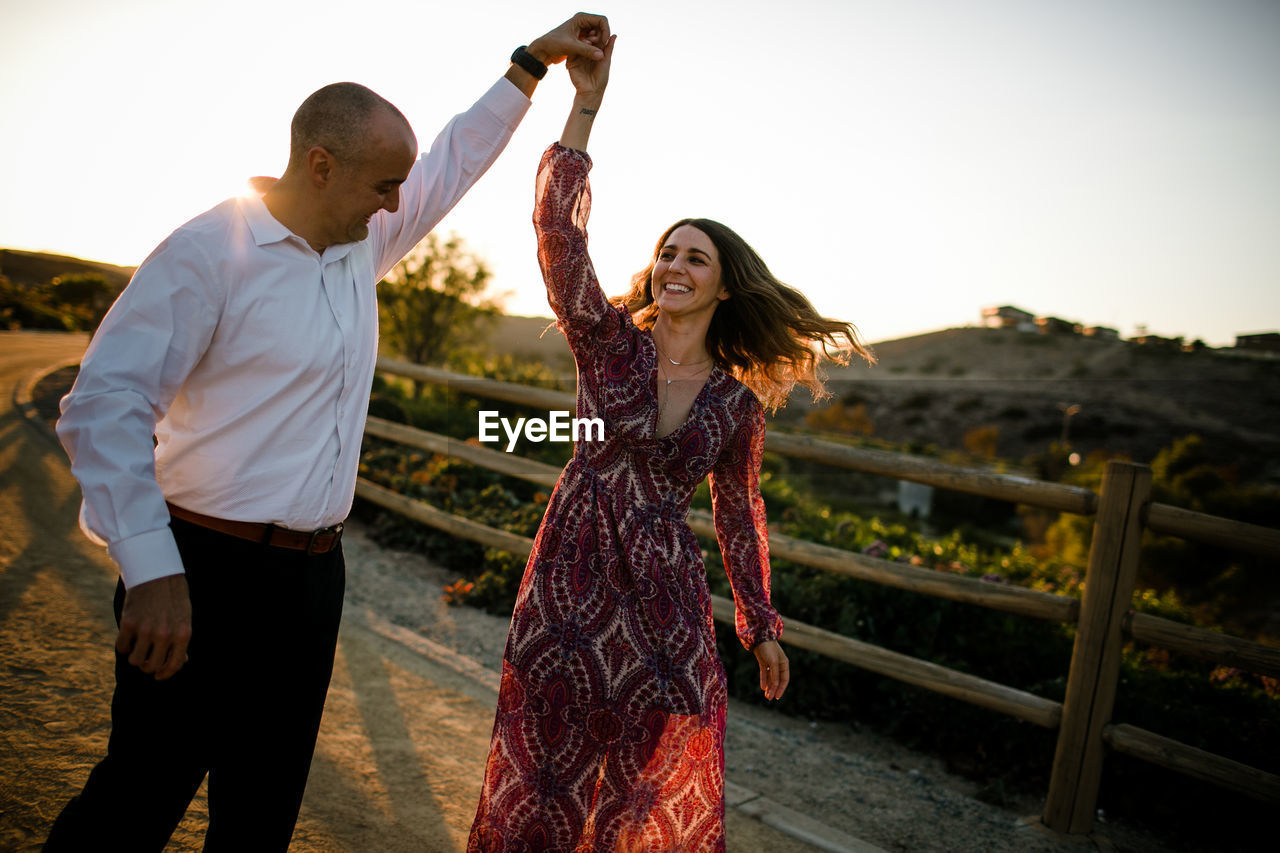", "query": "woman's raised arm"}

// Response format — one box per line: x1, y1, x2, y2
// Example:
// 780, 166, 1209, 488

559, 32, 616, 151
533, 31, 619, 345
